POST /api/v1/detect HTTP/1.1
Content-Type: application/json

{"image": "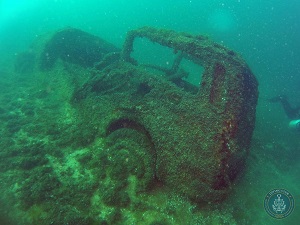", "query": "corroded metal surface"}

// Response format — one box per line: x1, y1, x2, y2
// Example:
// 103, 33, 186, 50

73, 27, 259, 202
